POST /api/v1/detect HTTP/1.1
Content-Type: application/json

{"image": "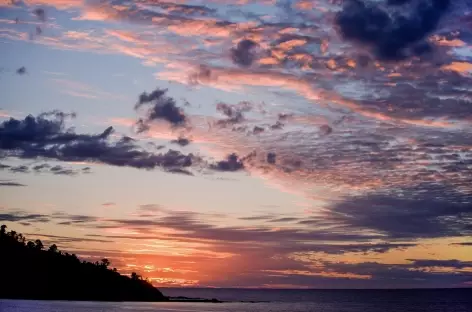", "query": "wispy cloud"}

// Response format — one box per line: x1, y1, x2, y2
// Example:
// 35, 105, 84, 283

50, 78, 128, 101
0, 180, 26, 187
